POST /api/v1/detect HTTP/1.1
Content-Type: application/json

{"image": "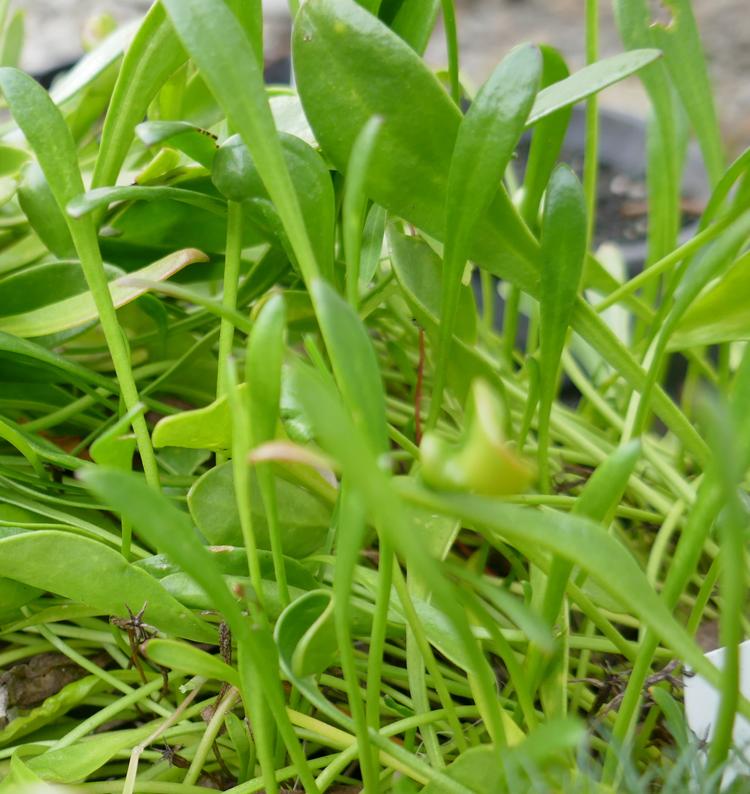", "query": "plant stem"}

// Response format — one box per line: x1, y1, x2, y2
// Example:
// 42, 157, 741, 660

440, 0, 461, 105
73, 225, 160, 489
216, 201, 243, 401
583, 0, 599, 246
